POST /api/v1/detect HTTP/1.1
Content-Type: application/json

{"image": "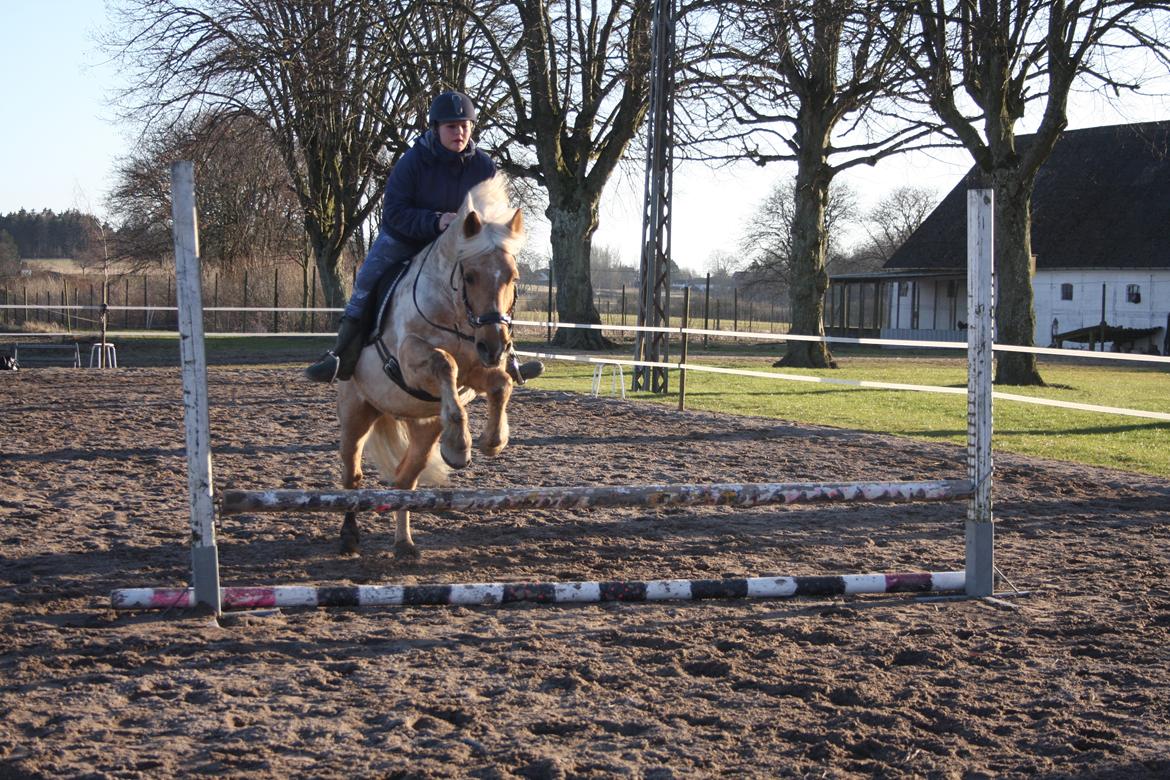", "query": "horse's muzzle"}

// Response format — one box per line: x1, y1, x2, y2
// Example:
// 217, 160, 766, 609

476, 336, 506, 368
